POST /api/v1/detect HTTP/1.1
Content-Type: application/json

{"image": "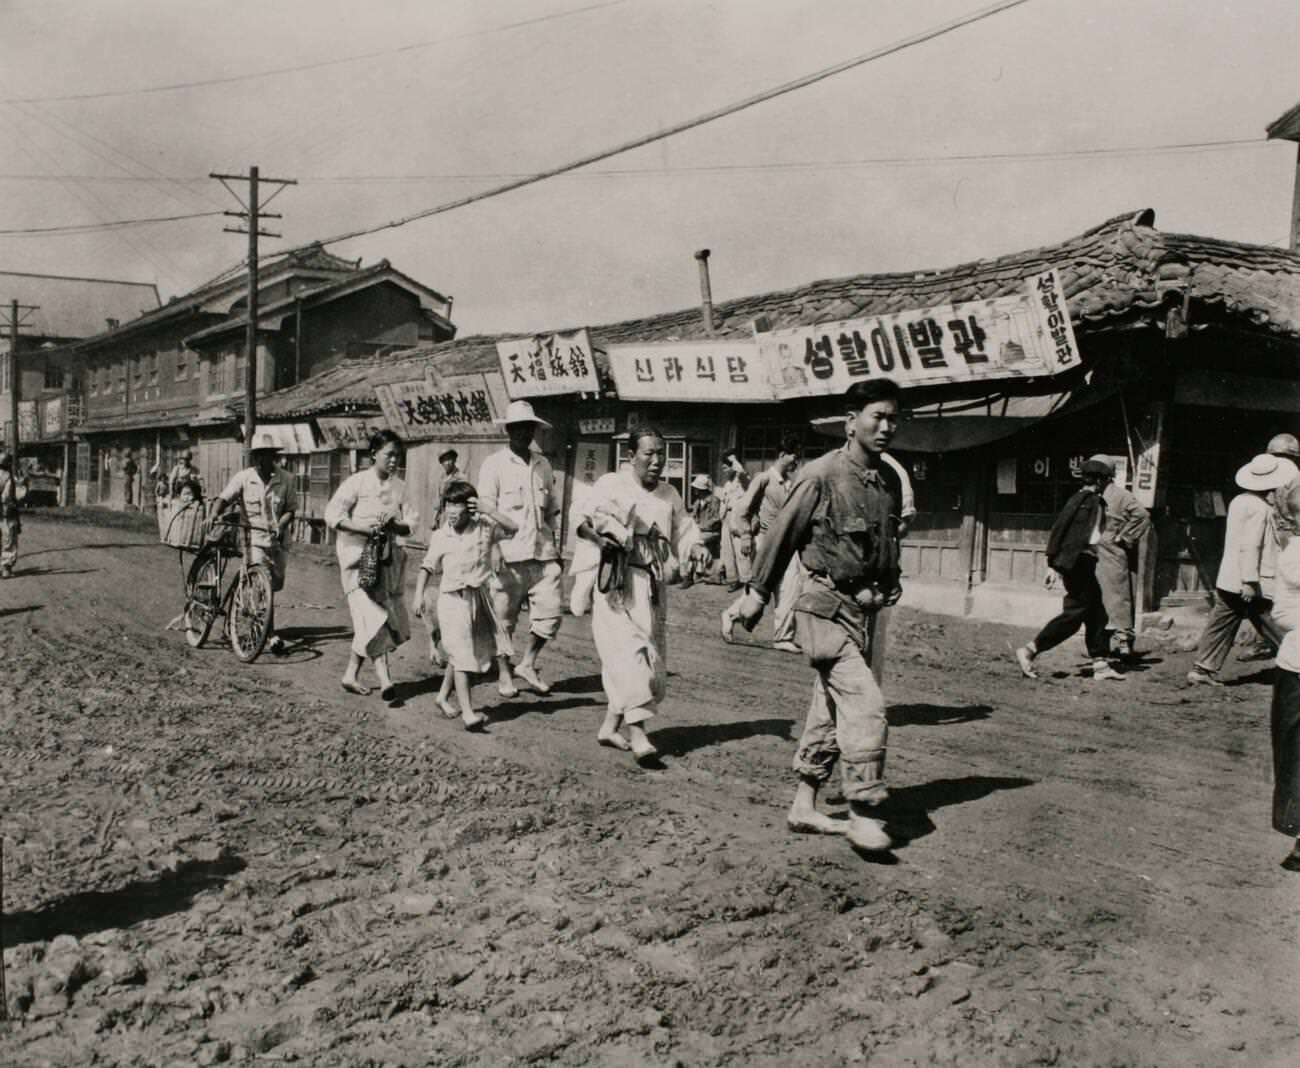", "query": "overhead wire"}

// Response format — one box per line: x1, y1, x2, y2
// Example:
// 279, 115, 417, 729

0, 0, 627, 104
255, 0, 1075, 258
0, 210, 222, 236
